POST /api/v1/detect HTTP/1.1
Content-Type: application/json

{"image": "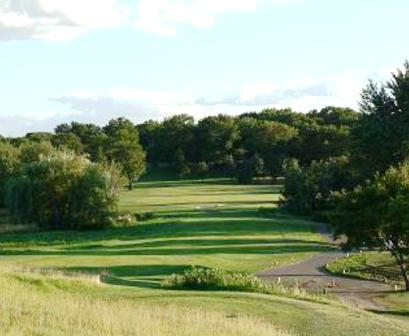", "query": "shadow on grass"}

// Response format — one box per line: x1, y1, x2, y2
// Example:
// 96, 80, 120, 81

64, 238, 332, 250
369, 309, 409, 317
63, 264, 191, 289
0, 208, 323, 247
0, 242, 335, 257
